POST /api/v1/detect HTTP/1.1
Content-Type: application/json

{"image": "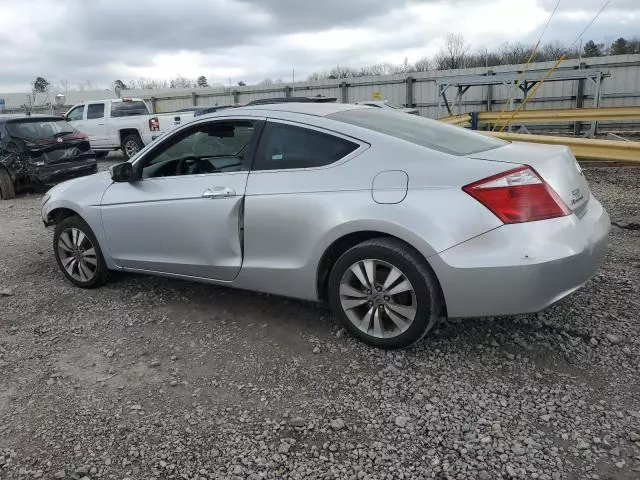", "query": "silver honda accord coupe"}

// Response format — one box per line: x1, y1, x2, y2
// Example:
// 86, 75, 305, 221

41, 103, 610, 348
